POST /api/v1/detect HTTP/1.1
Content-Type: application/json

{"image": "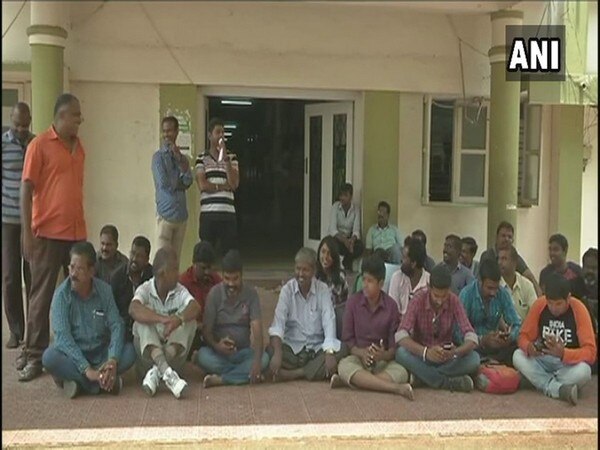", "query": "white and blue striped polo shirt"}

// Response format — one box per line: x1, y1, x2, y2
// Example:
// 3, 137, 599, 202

1, 130, 34, 224
195, 151, 239, 217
